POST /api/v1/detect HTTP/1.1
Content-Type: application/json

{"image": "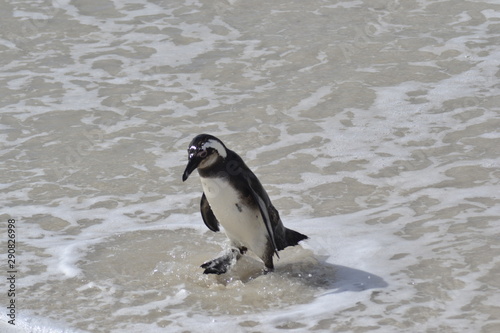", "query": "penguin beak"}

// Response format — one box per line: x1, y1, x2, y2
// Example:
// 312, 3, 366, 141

182, 155, 202, 181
